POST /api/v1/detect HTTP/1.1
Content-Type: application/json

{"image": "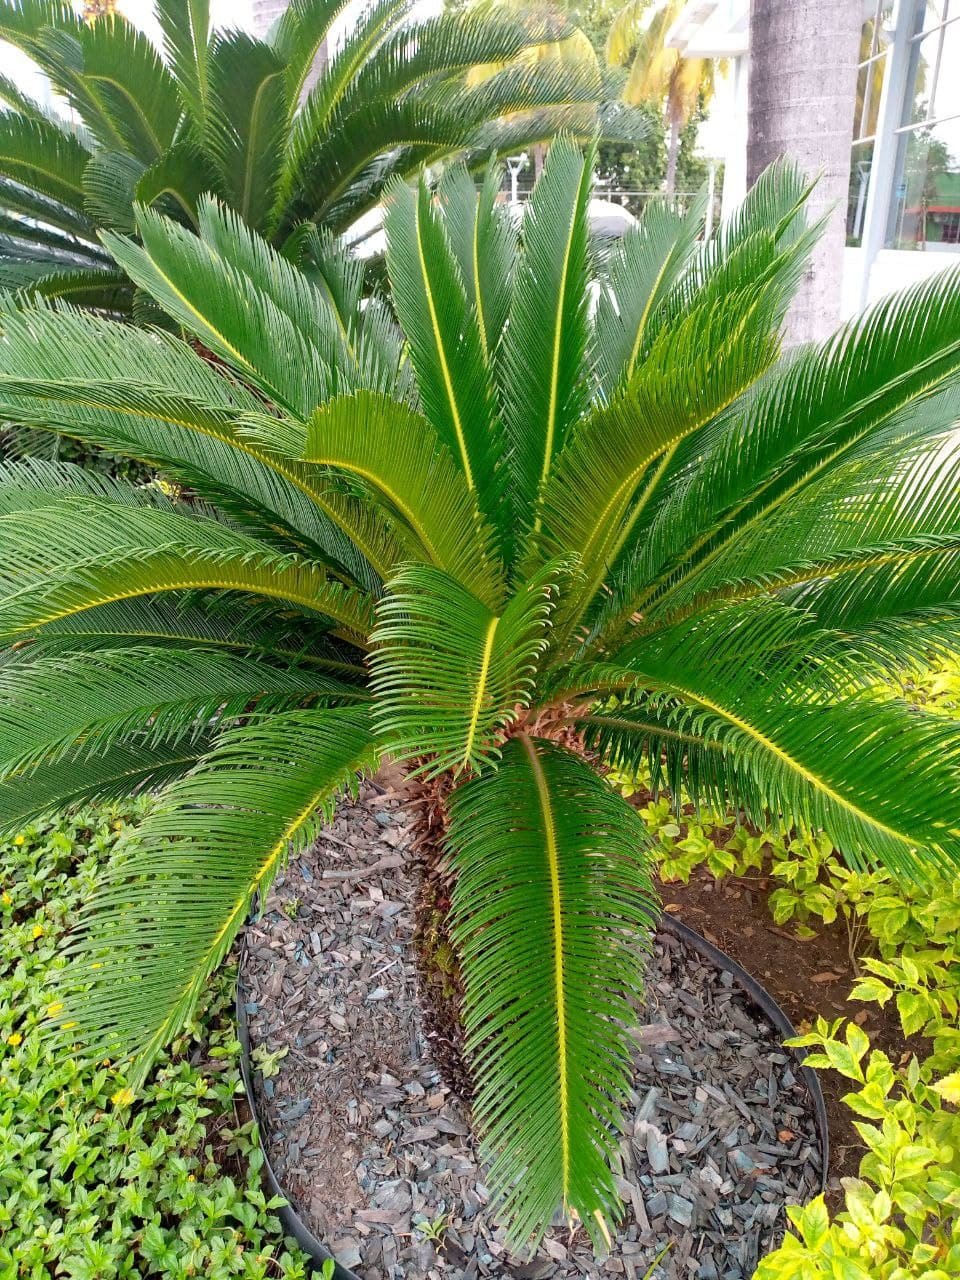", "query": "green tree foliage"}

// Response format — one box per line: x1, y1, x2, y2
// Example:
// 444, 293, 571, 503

606, 0, 718, 192
0, 0, 639, 312
2, 145, 960, 1248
